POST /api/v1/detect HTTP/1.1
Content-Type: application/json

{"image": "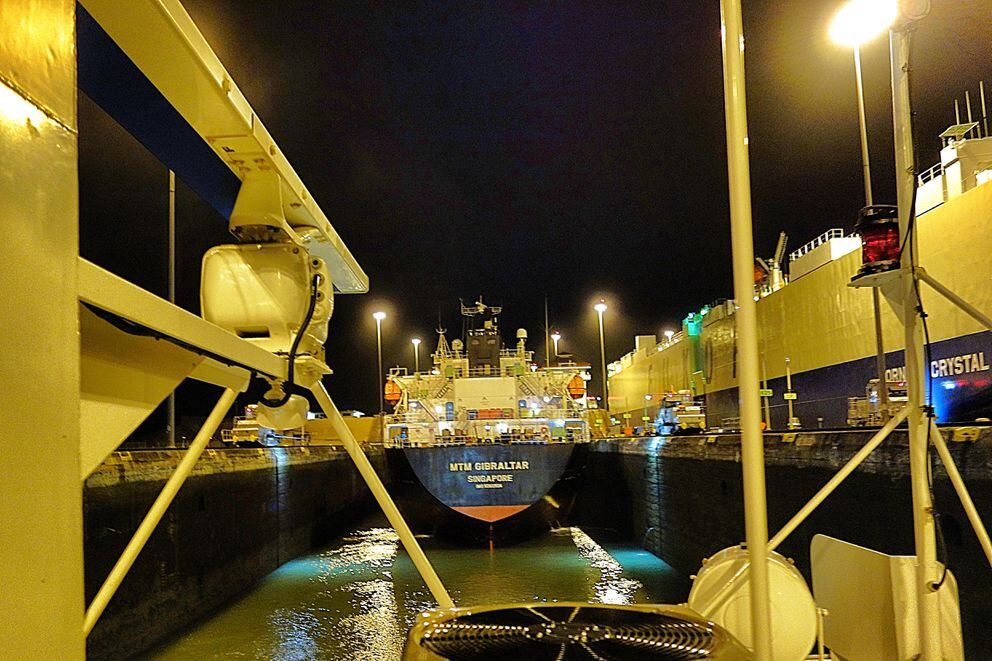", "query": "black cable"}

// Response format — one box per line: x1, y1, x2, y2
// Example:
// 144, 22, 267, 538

82, 302, 266, 379
262, 272, 322, 408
